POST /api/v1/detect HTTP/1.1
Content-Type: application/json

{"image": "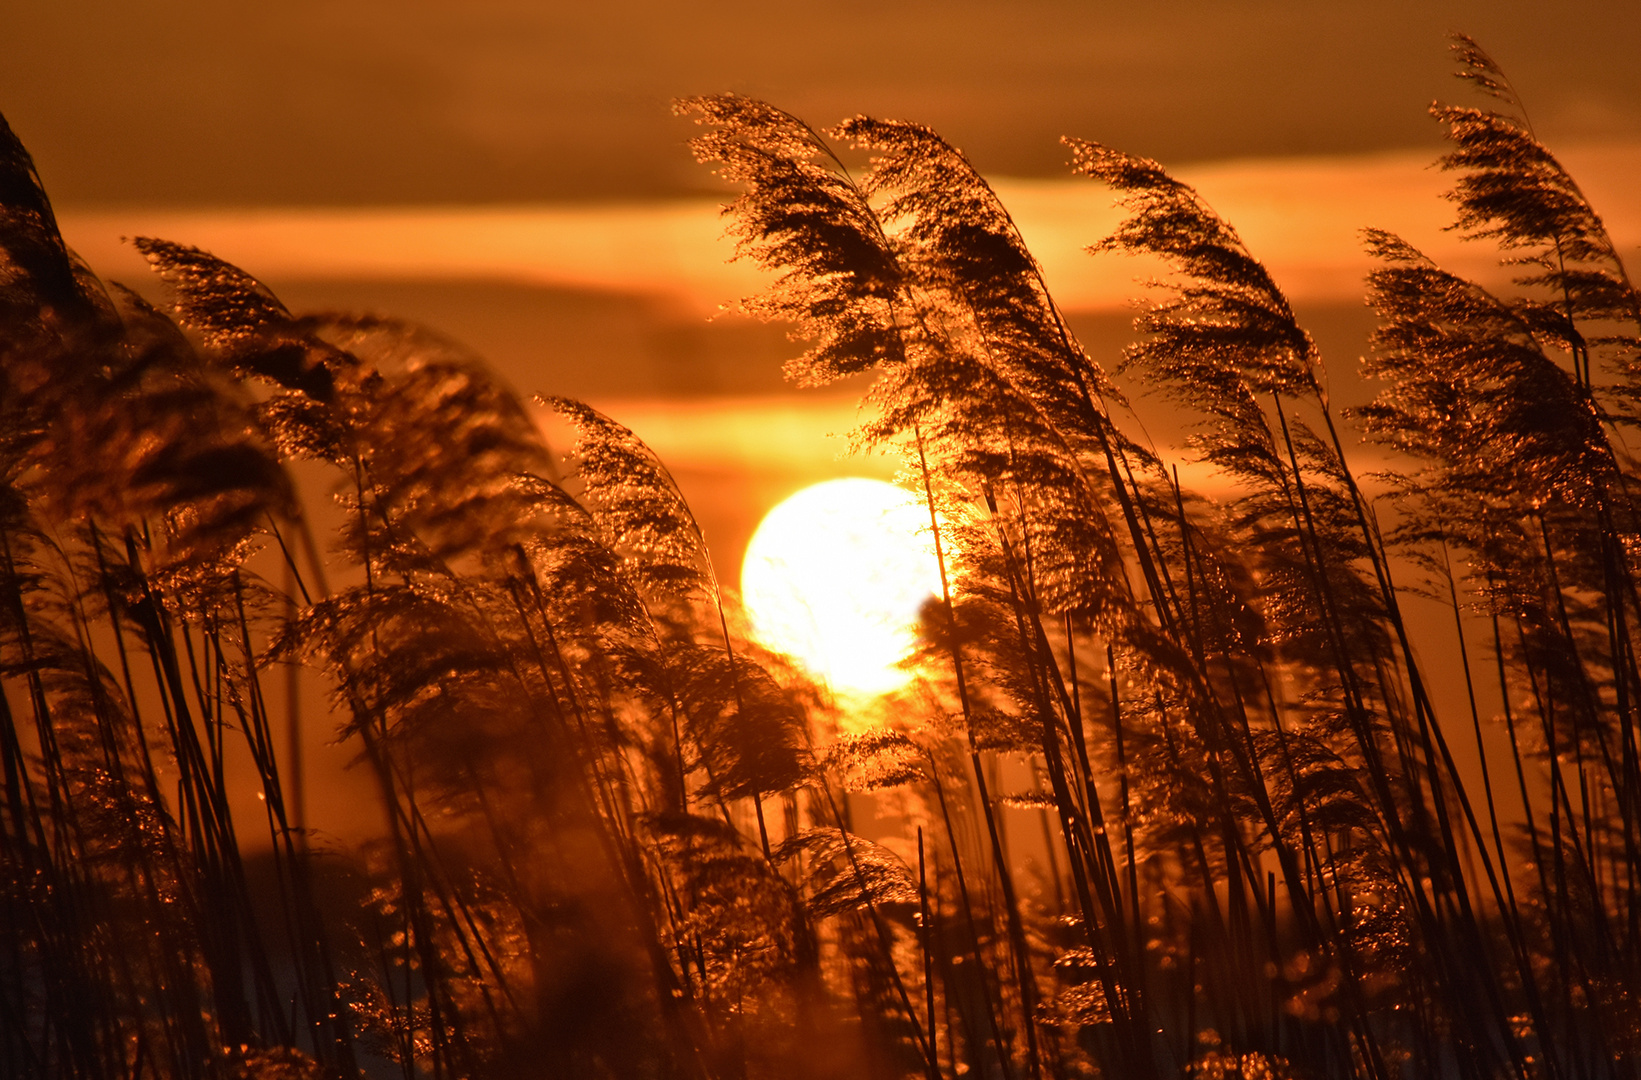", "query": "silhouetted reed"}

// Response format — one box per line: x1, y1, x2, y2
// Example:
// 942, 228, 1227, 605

1, 33, 1635, 1080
